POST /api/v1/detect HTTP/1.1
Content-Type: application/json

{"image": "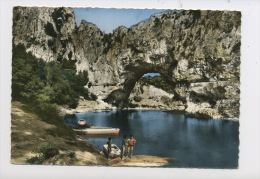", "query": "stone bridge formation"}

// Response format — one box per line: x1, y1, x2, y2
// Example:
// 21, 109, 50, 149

13, 7, 241, 119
